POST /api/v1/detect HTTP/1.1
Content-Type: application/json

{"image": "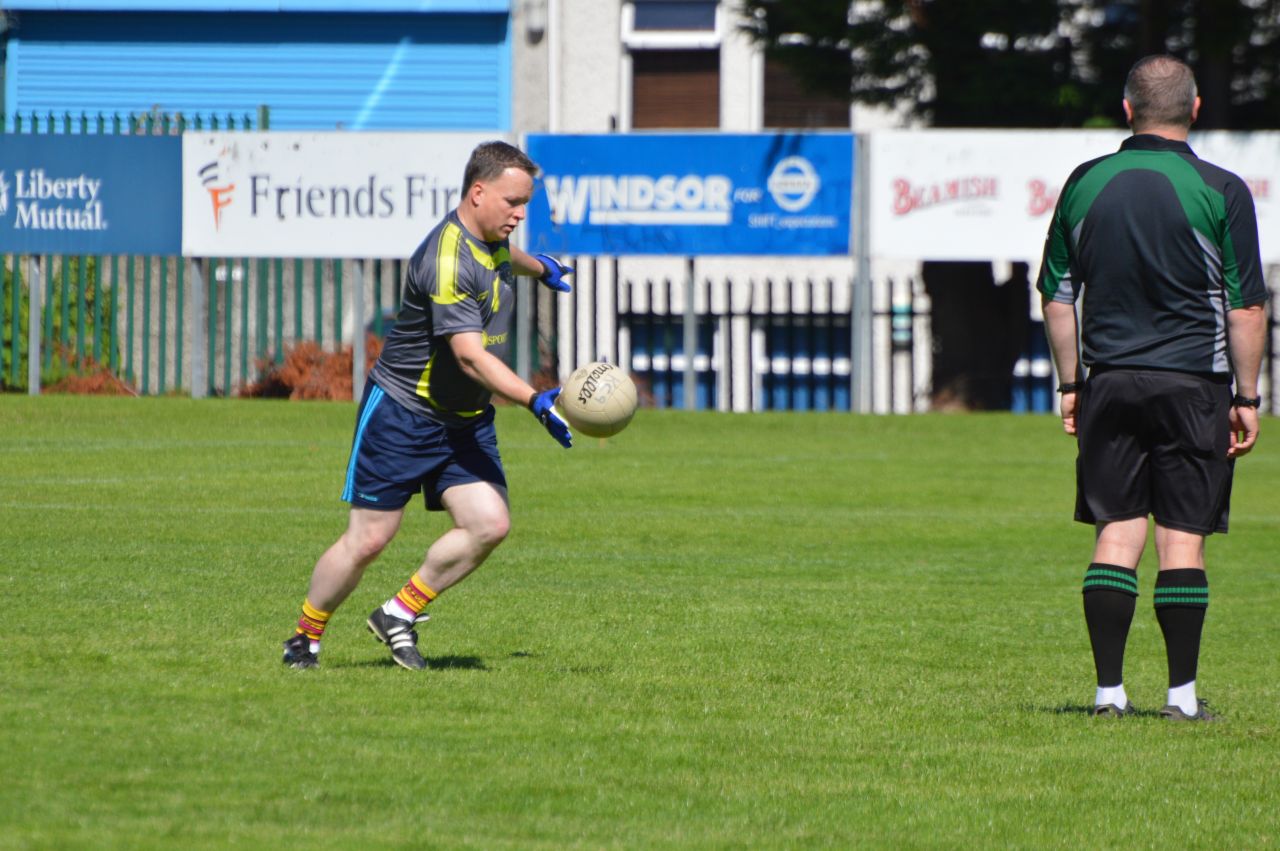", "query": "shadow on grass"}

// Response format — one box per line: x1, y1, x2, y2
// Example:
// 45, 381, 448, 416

1037, 703, 1162, 719
343, 655, 488, 671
